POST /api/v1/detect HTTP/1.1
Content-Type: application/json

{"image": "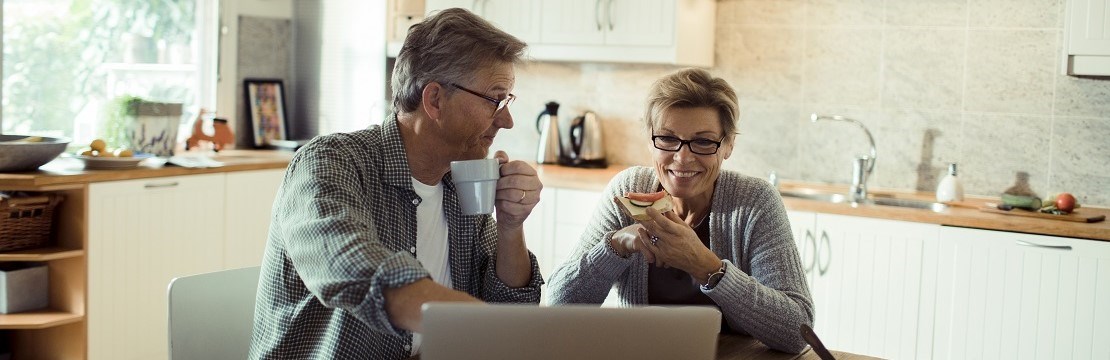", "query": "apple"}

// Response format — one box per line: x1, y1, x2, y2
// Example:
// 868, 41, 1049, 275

1056, 193, 1076, 213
